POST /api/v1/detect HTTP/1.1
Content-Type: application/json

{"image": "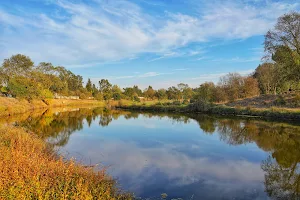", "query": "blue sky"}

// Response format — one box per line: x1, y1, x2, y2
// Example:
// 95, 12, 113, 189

1, 0, 299, 89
